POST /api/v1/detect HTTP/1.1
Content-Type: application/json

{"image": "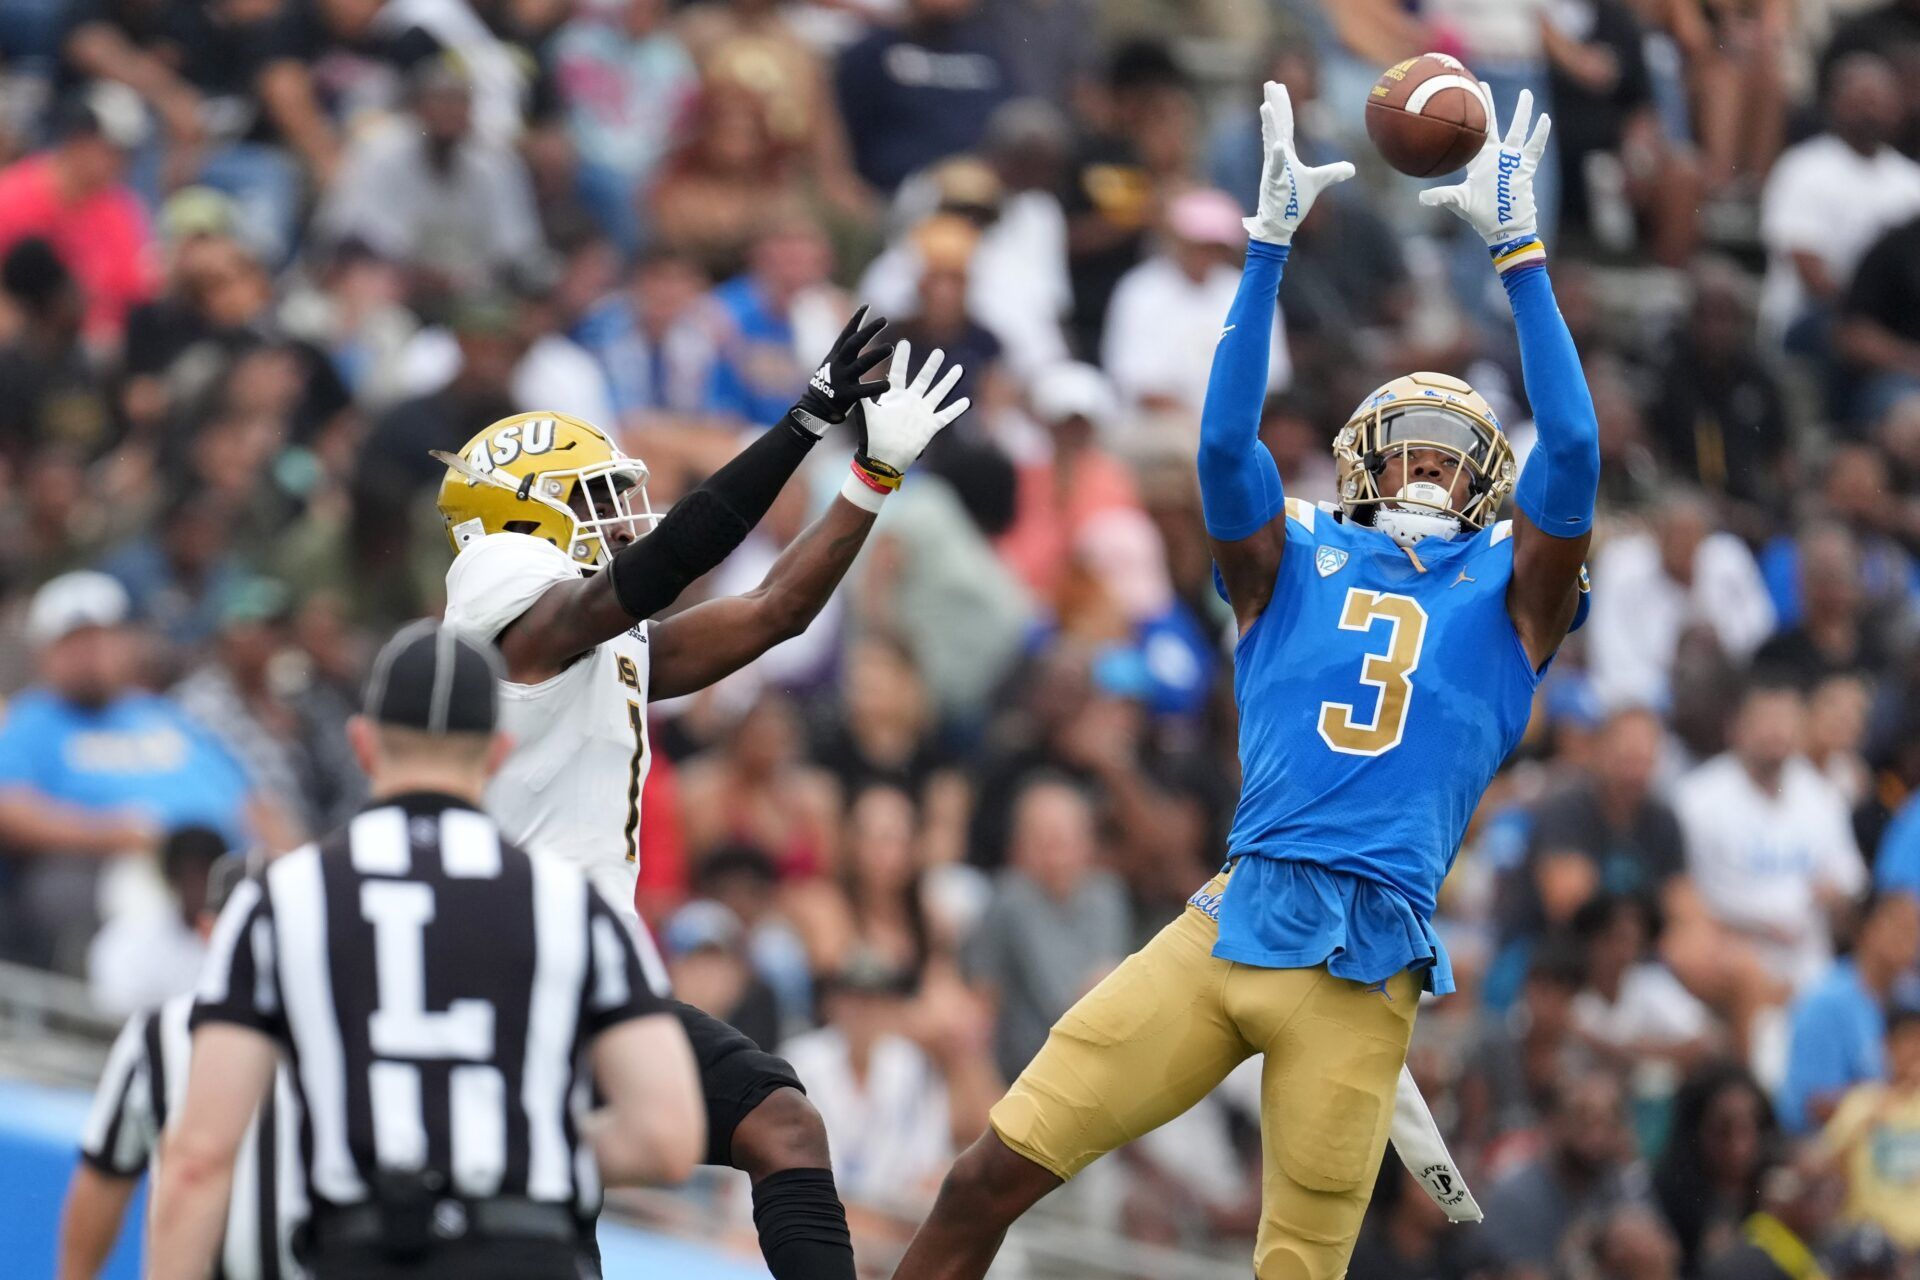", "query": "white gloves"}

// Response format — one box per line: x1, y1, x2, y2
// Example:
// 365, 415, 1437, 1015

842, 340, 969, 512
1244, 81, 1355, 247
1419, 85, 1552, 247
